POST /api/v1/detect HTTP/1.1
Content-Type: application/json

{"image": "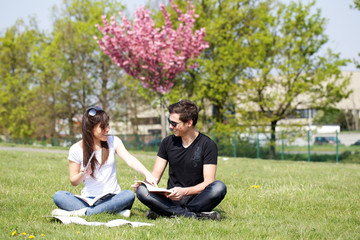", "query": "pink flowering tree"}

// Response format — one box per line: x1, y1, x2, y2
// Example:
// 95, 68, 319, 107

95, 0, 208, 138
